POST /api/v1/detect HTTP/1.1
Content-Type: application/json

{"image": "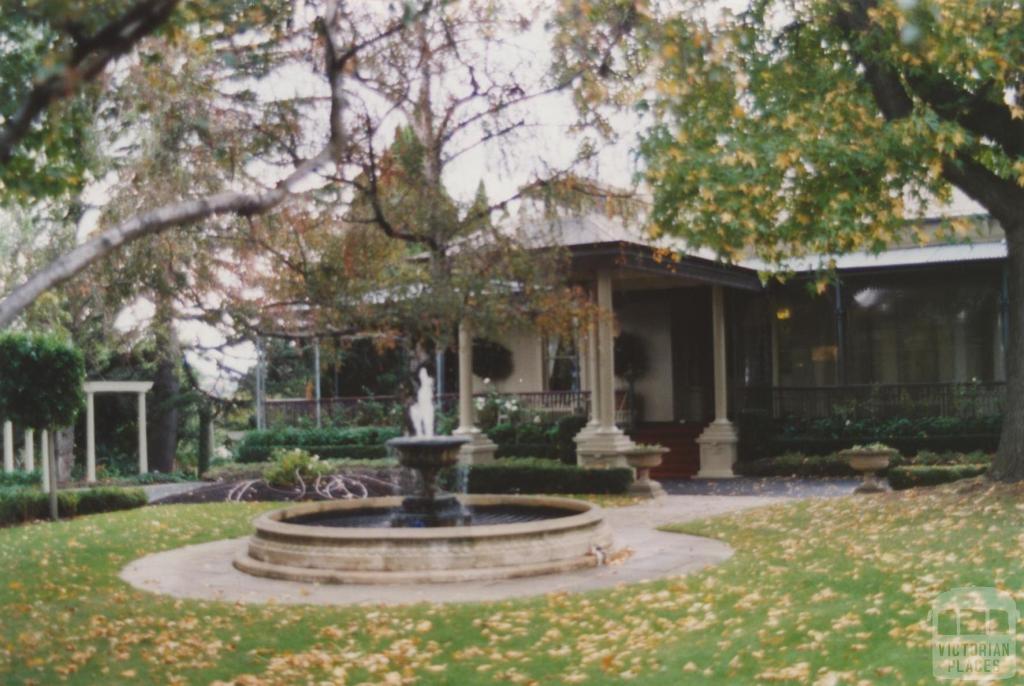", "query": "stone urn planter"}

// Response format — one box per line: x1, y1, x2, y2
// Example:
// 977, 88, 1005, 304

841, 444, 897, 494
625, 445, 669, 498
